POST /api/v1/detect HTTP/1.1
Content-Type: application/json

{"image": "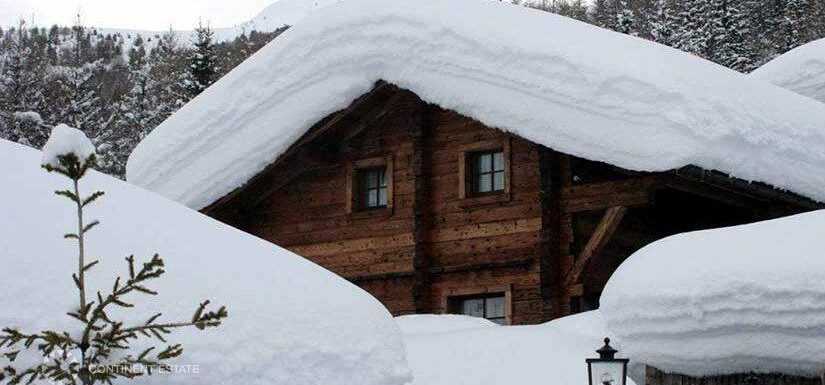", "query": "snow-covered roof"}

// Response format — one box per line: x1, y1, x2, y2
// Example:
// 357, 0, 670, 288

127, 0, 825, 210
751, 38, 825, 104
0, 139, 410, 385
398, 311, 637, 385
601, 210, 825, 378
